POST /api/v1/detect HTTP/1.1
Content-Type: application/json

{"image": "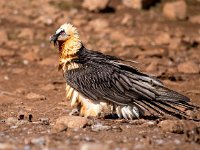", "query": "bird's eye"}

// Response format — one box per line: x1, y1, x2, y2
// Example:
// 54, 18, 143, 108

60, 31, 65, 35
